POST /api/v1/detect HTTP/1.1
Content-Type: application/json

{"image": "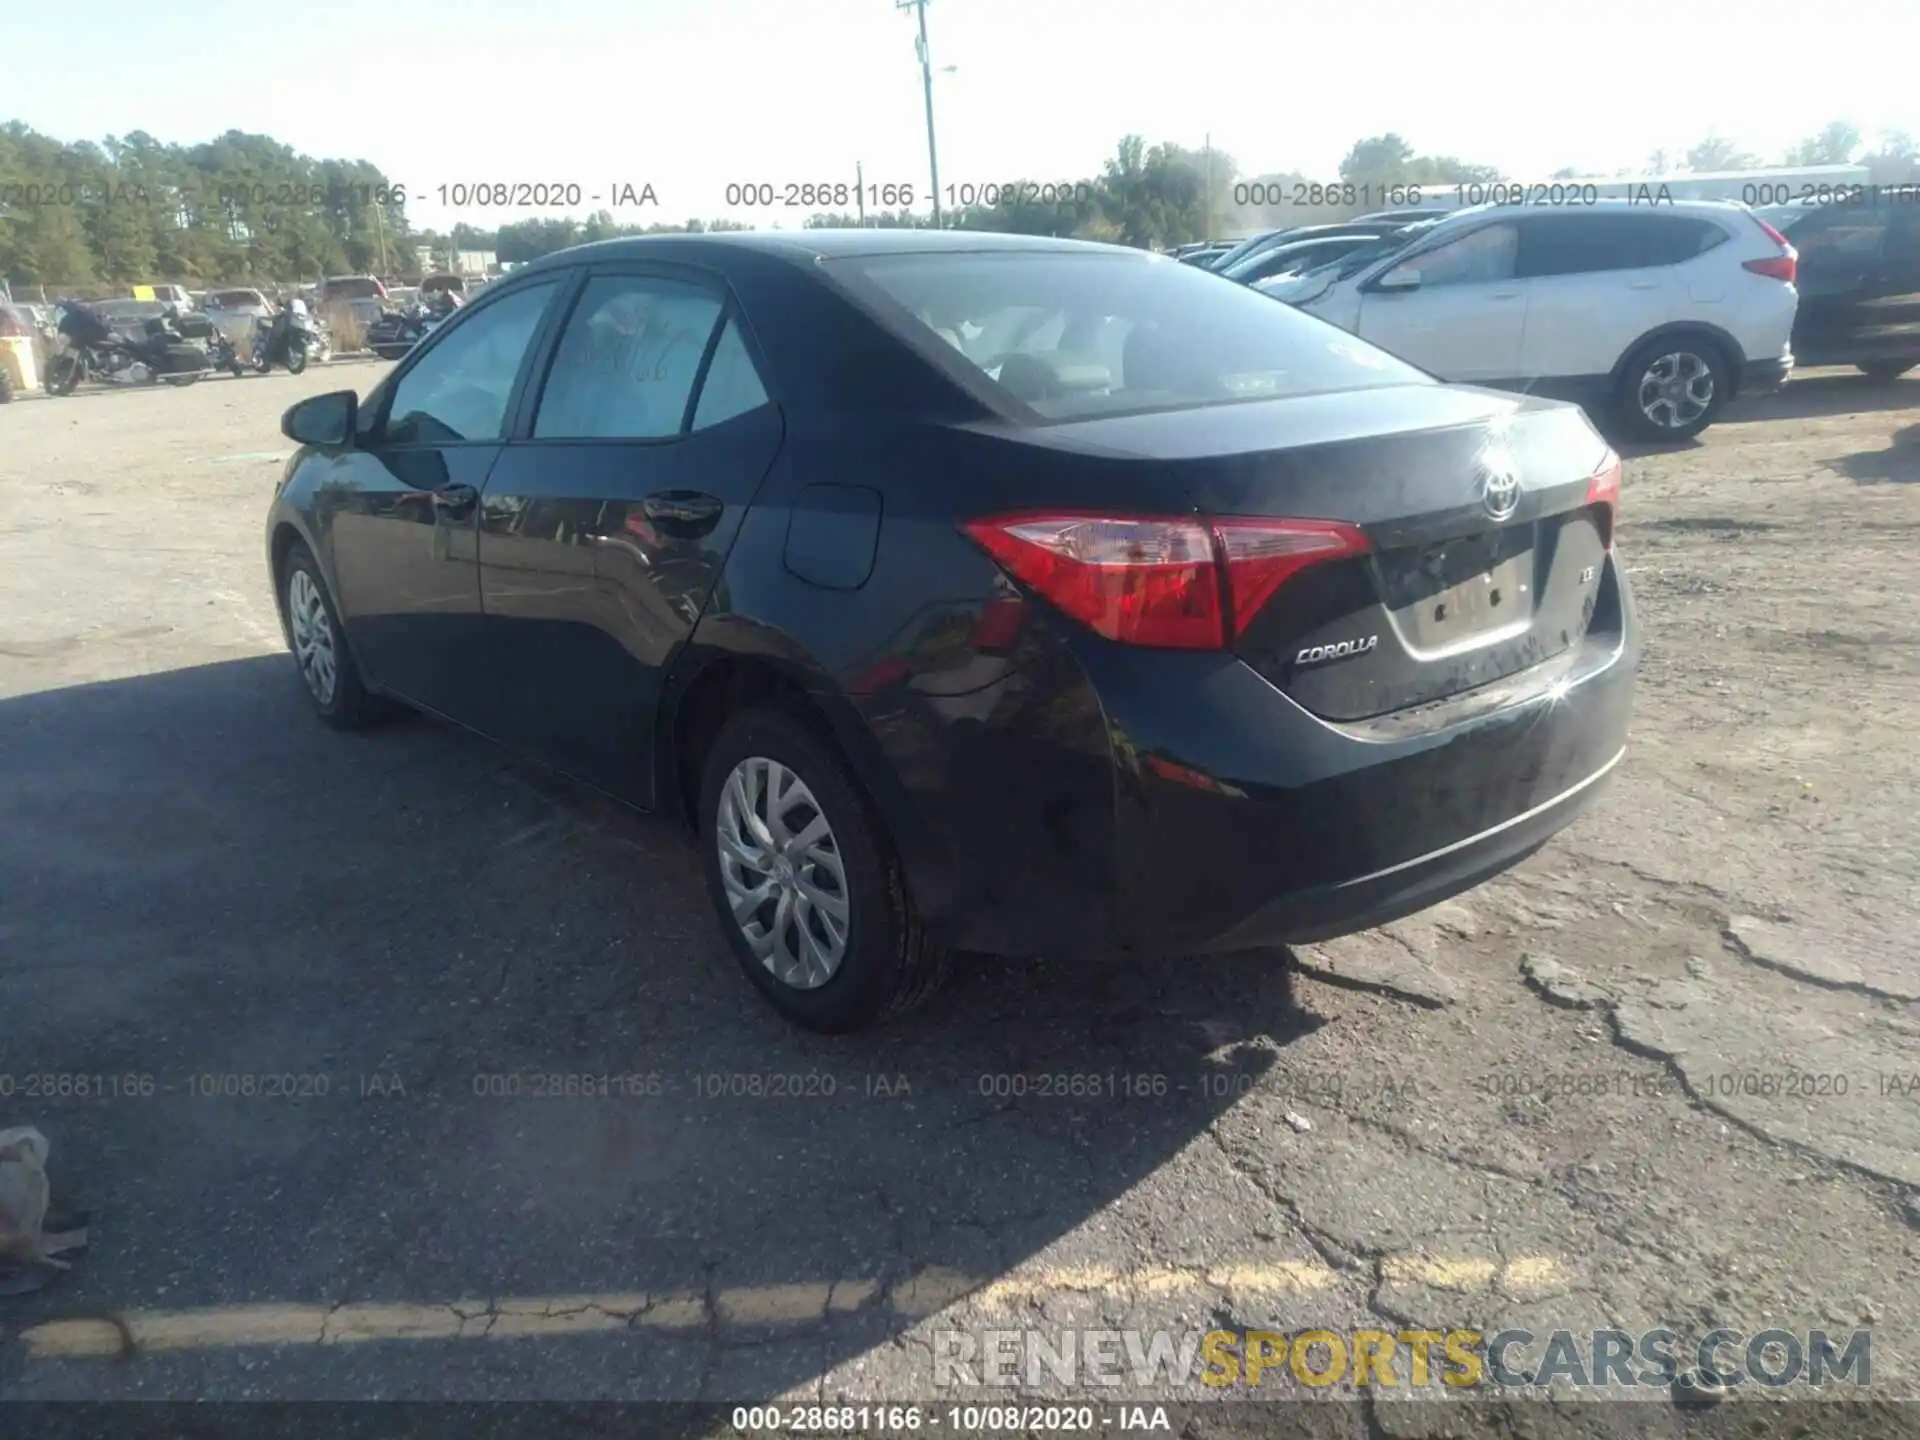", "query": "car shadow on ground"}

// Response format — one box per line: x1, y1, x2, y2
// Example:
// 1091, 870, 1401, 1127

1833, 421, 1920, 485
0, 655, 1321, 1402
1716, 372, 1918, 424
